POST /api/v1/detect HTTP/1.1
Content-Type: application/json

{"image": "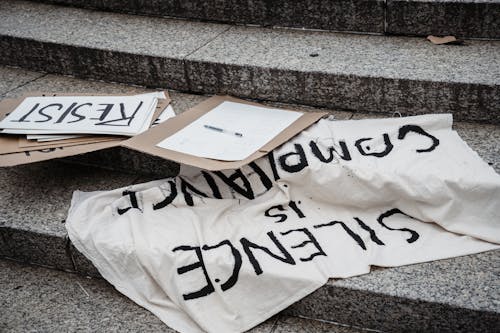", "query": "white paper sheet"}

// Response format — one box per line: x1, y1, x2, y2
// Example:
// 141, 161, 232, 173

27, 134, 85, 142
0, 93, 163, 136
25, 104, 175, 142
156, 101, 303, 161
152, 105, 176, 127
